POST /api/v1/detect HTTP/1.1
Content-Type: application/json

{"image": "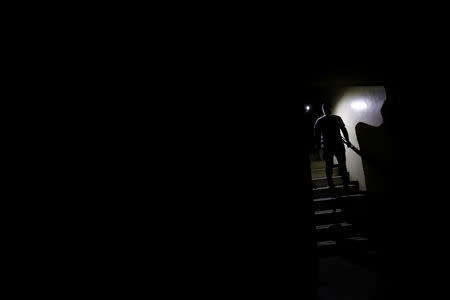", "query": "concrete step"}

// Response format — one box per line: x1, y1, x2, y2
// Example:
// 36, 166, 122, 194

313, 183, 359, 199
317, 240, 337, 248
314, 194, 369, 238
313, 197, 336, 211
338, 193, 367, 200
312, 176, 343, 188
314, 208, 345, 225
317, 236, 369, 257
310, 160, 325, 170
314, 193, 368, 210
315, 222, 354, 241
311, 167, 339, 179
338, 194, 369, 229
